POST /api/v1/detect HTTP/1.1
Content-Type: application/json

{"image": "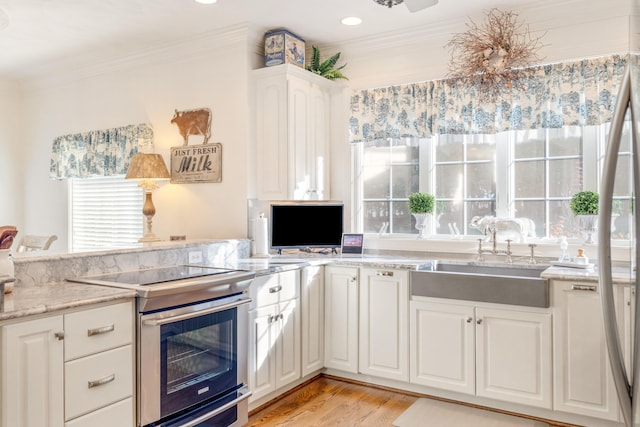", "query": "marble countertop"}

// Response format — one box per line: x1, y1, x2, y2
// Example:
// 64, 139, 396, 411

2, 256, 633, 323
0, 282, 136, 322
